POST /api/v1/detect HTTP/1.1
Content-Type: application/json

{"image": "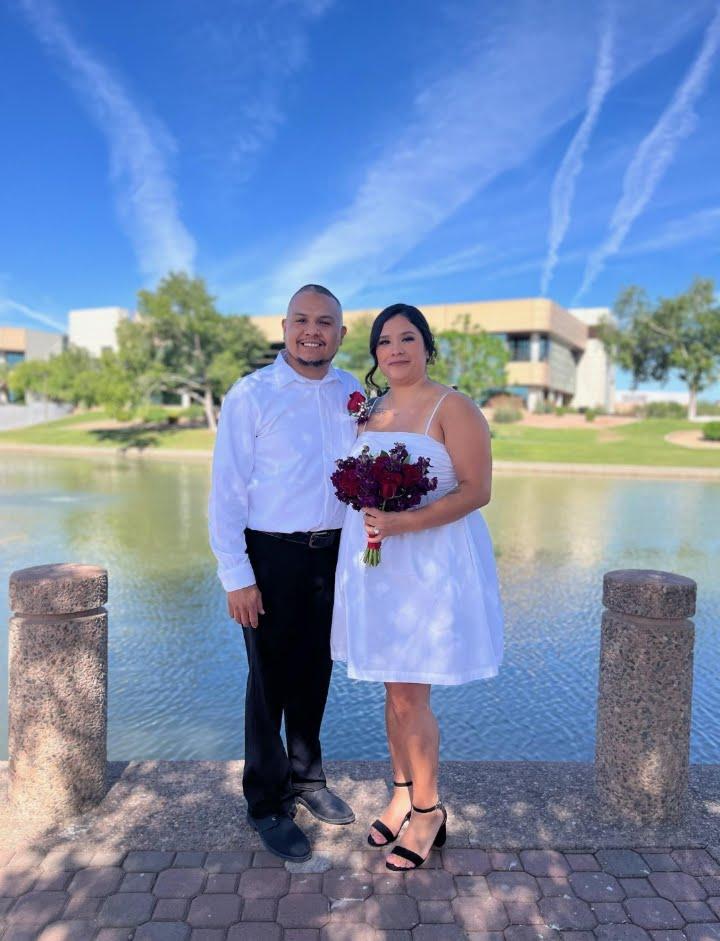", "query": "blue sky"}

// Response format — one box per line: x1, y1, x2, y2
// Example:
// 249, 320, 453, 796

1, 0, 719, 394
